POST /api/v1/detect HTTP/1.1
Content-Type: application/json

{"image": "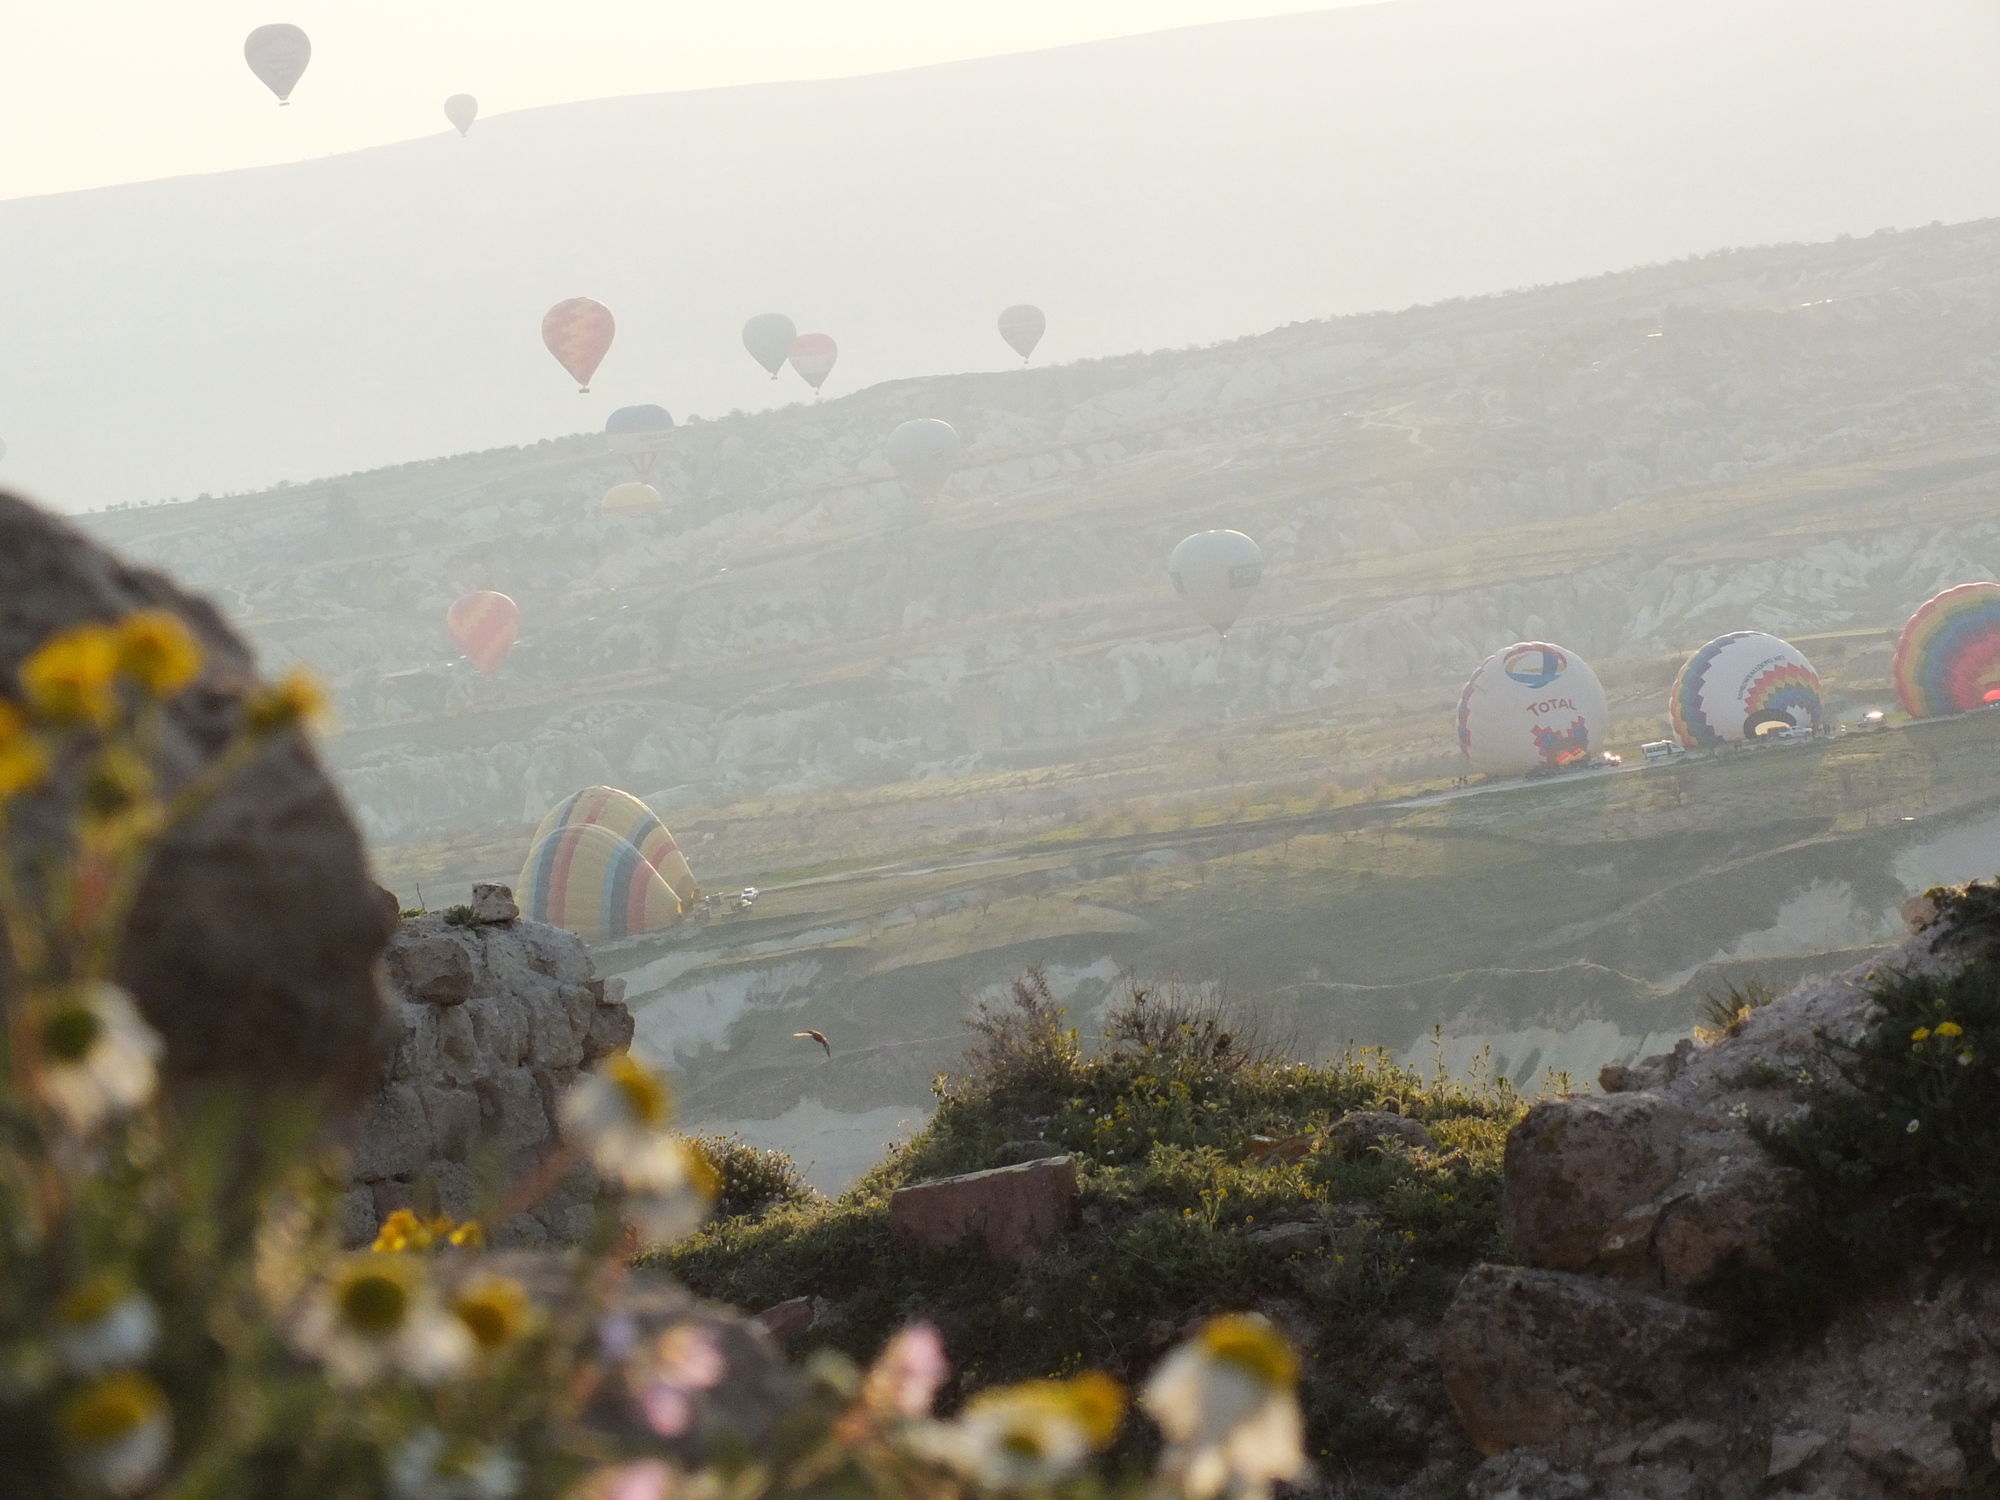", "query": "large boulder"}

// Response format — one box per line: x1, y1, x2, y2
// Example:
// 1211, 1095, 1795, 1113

889, 1156, 1078, 1264
0, 493, 392, 1103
